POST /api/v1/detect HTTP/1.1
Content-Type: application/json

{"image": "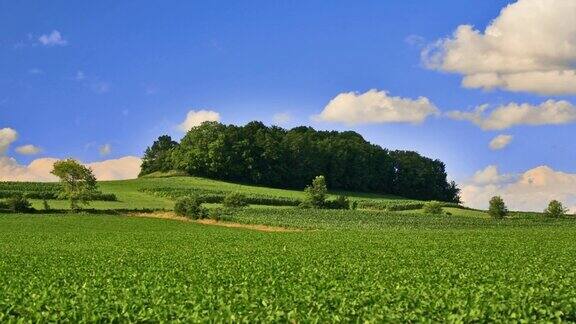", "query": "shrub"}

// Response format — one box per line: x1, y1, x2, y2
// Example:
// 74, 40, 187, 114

356, 200, 426, 212
222, 192, 248, 208
350, 200, 358, 210
298, 200, 313, 209
207, 207, 234, 221
6, 194, 33, 213
43, 199, 51, 211
302, 175, 327, 209
489, 196, 508, 219
174, 196, 206, 219
423, 201, 443, 214
324, 195, 350, 210
544, 200, 569, 218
